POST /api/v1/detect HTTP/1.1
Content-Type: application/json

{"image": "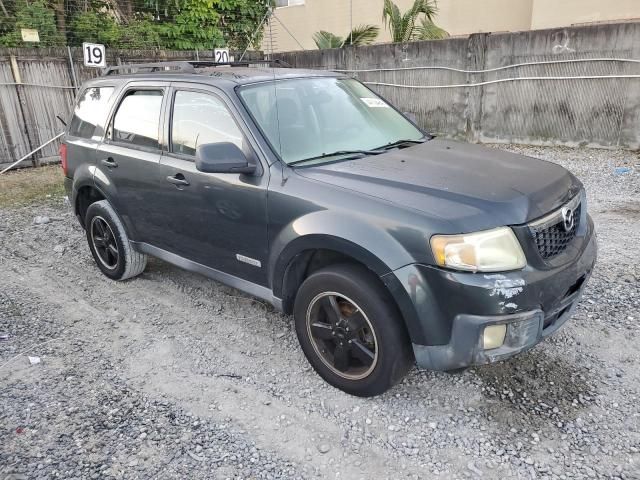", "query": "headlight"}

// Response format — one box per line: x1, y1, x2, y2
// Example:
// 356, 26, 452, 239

430, 227, 526, 272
